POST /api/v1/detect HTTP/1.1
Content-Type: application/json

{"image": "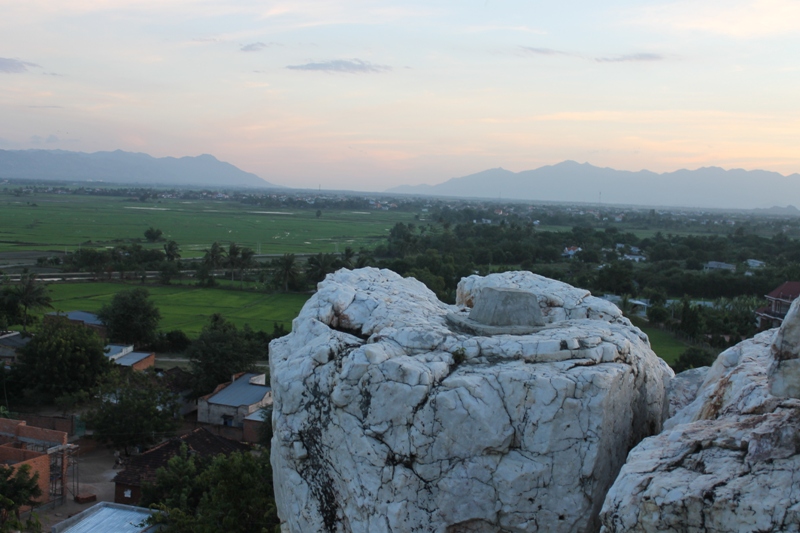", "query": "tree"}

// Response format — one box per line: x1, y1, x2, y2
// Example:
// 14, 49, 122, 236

164, 240, 181, 262
203, 242, 225, 271
226, 243, 241, 282
306, 252, 338, 284
98, 288, 161, 347
87, 369, 179, 455
143, 448, 279, 533
11, 273, 52, 332
272, 254, 300, 292
187, 314, 265, 395
144, 227, 164, 242
672, 347, 717, 373
0, 463, 42, 532
16, 319, 110, 401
